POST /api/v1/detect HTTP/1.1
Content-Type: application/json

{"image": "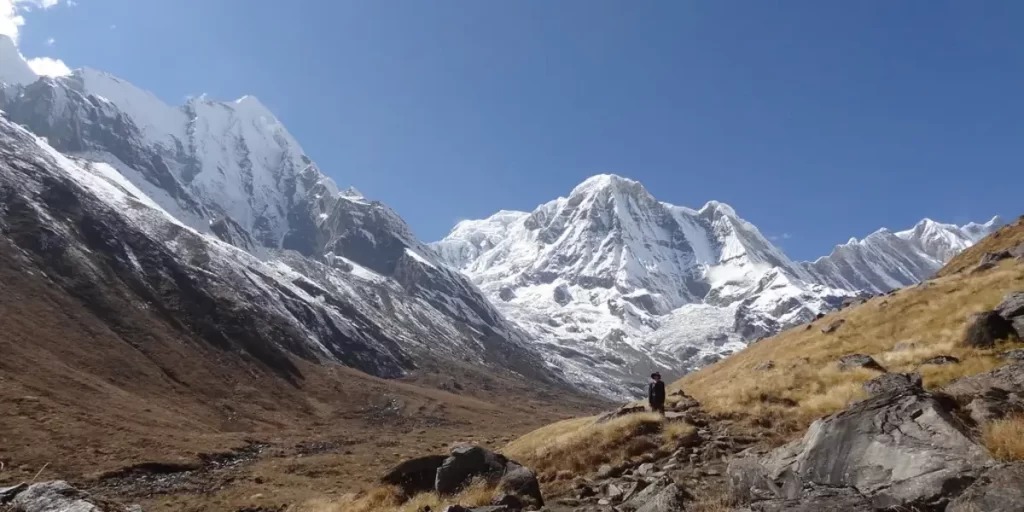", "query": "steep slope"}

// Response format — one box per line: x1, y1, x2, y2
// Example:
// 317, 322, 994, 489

0, 49, 555, 391
432, 174, 999, 399
804, 217, 1002, 293
938, 217, 1024, 277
